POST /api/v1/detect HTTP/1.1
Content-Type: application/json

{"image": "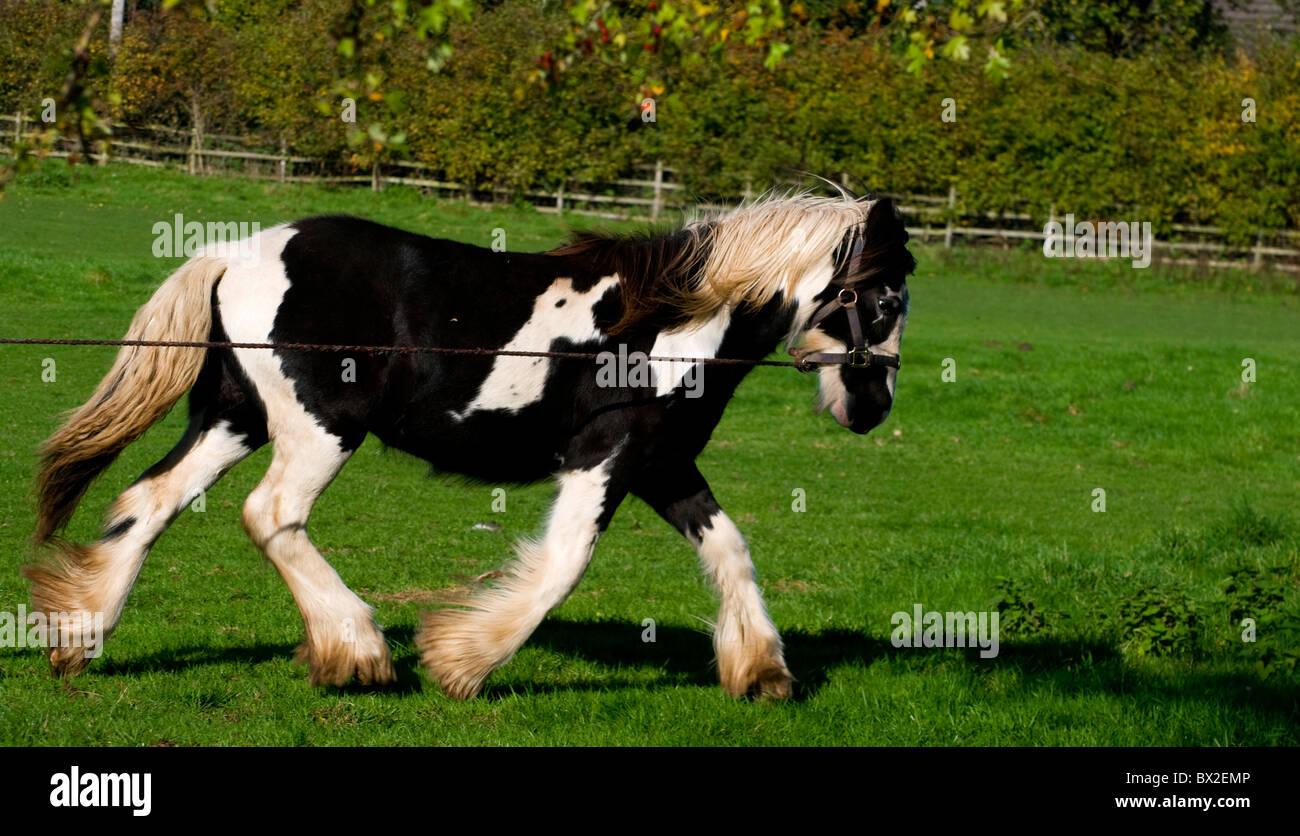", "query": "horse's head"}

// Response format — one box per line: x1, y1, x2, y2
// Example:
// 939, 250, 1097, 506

795, 198, 914, 435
